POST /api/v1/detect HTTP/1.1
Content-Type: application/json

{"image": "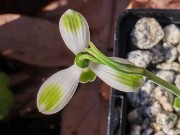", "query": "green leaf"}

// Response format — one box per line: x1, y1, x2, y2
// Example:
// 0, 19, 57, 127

174, 97, 180, 110
80, 68, 96, 83
0, 72, 10, 88
0, 88, 13, 120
